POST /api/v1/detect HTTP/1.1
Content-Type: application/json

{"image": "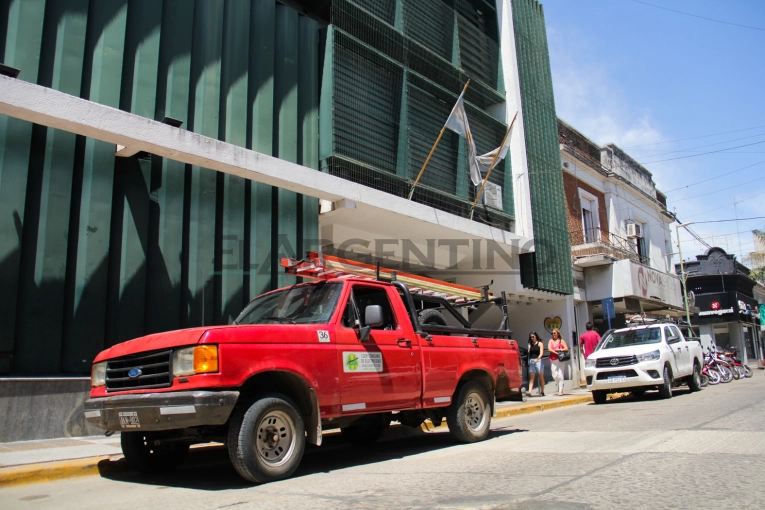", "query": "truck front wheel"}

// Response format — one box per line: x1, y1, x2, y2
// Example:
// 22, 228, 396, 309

121, 432, 189, 474
227, 394, 306, 484
447, 381, 491, 443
